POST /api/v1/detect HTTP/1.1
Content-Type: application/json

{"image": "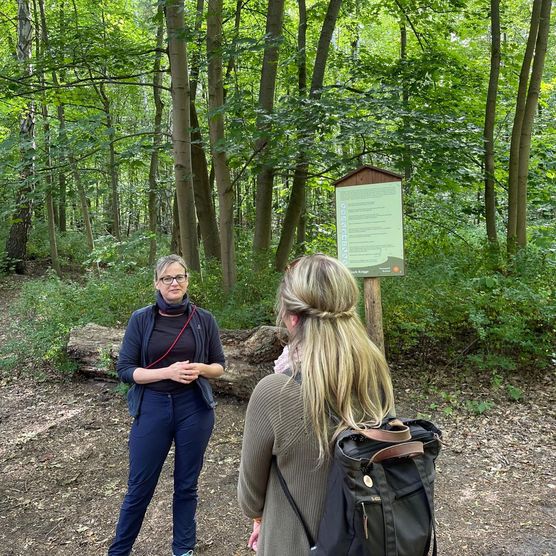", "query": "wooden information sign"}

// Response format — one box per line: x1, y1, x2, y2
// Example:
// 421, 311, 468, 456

334, 165, 404, 354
